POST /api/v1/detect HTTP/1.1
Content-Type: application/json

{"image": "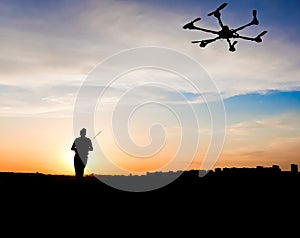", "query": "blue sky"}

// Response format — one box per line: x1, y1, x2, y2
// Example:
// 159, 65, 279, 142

0, 0, 299, 175
225, 90, 300, 123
